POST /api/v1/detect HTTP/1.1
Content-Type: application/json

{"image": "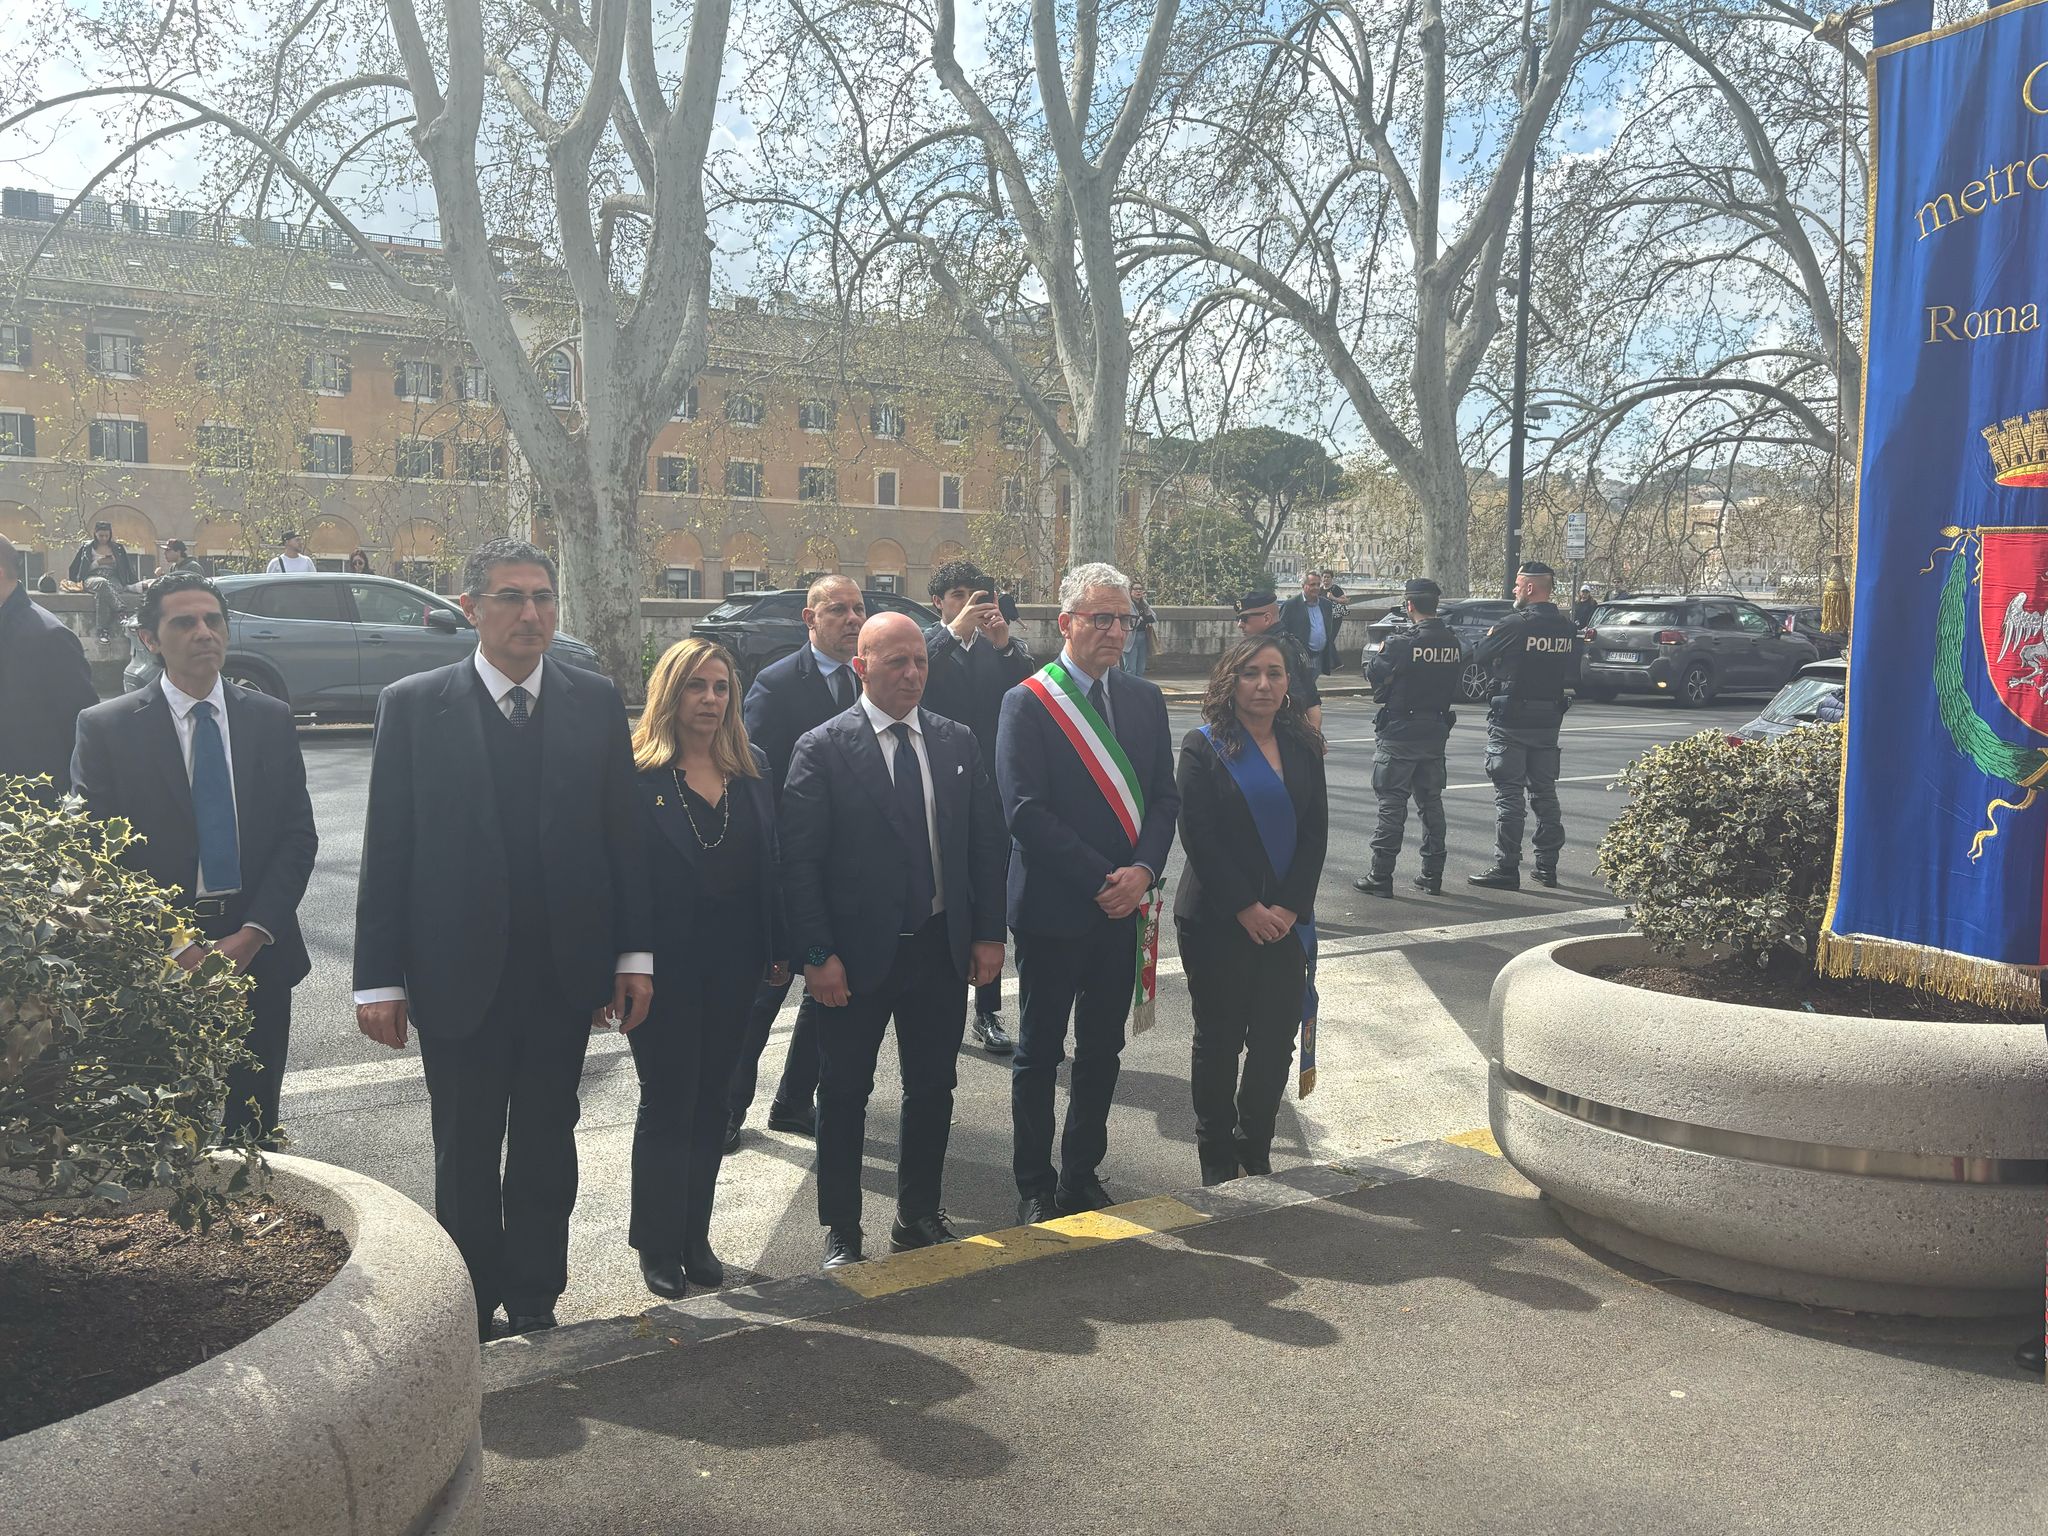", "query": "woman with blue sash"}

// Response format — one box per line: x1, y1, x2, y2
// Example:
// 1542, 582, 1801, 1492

1174, 635, 1328, 1185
